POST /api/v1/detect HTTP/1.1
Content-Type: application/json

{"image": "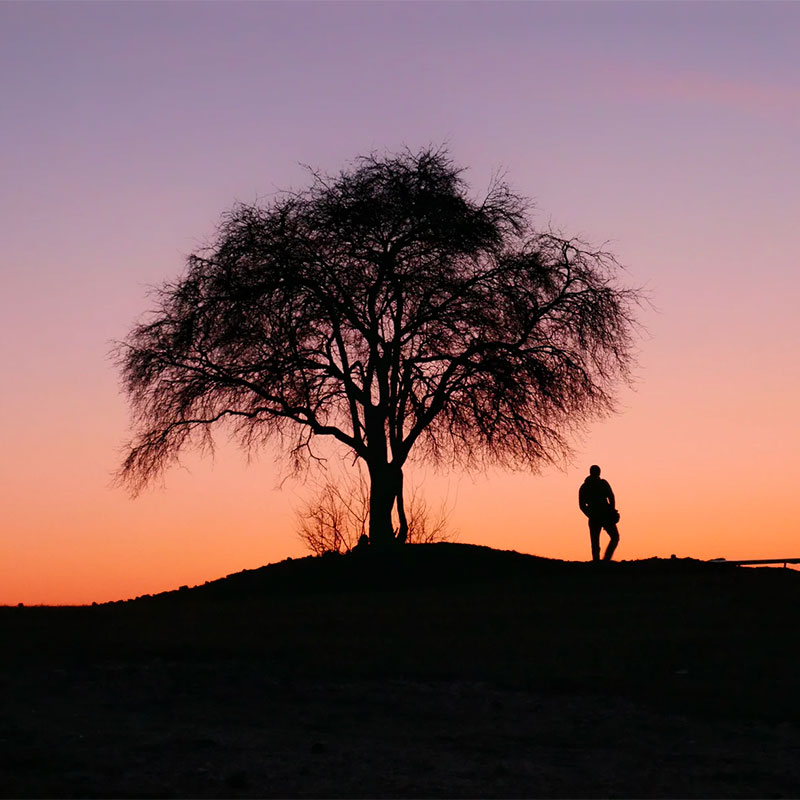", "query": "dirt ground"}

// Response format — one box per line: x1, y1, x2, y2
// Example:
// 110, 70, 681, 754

5, 549, 800, 797
3, 658, 800, 798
